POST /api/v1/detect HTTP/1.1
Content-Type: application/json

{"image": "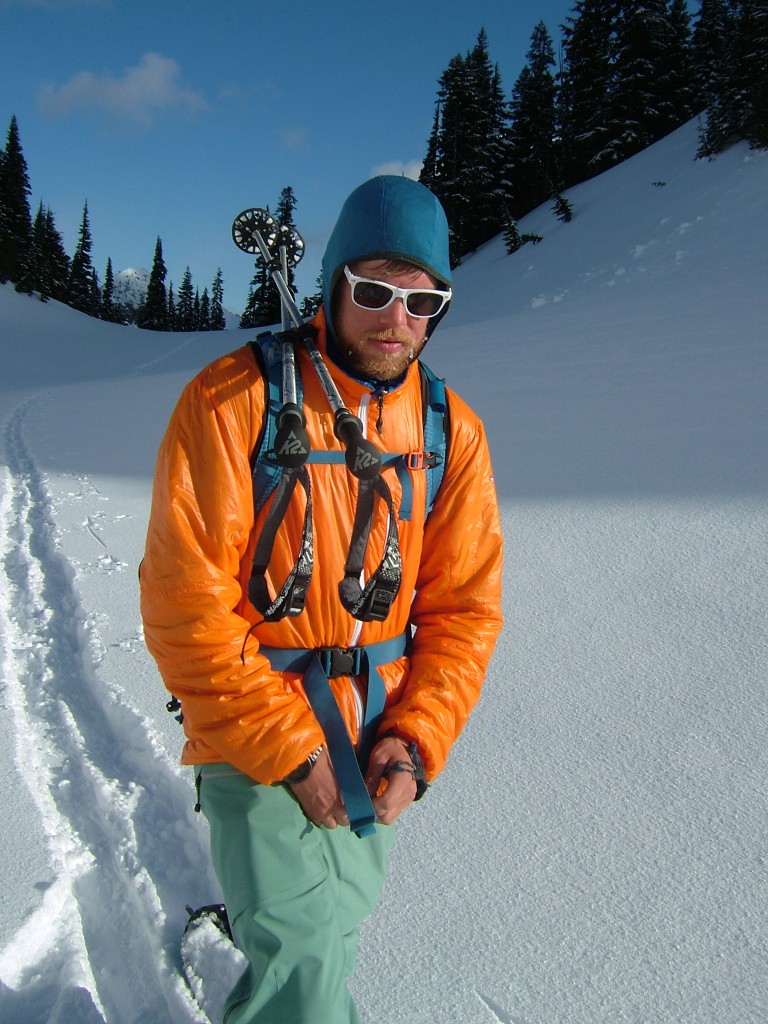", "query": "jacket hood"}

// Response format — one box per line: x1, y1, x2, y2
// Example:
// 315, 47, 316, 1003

321, 176, 451, 329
